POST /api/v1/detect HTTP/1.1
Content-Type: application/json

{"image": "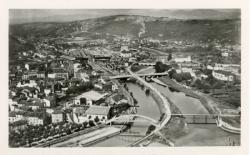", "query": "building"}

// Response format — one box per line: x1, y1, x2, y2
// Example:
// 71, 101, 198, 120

26, 116, 44, 126
120, 50, 132, 58
22, 71, 45, 80
17, 80, 37, 88
43, 95, 56, 107
9, 99, 18, 111
212, 70, 235, 82
72, 107, 88, 124
221, 52, 229, 57
48, 68, 69, 80
174, 56, 191, 63
207, 63, 240, 75
85, 105, 111, 122
51, 111, 64, 124
74, 69, 89, 80
74, 90, 108, 106
9, 112, 25, 123
9, 120, 27, 131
